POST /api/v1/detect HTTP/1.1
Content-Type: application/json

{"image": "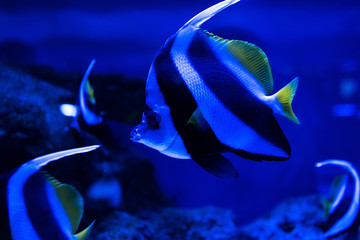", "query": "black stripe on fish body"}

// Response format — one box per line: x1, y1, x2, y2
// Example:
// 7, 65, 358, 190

182, 116, 227, 158
181, 112, 239, 178
153, 35, 198, 133
23, 172, 69, 240
187, 30, 290, 158
153, 35, 229, 160
229, 114, 291, 161
182, 112, 288, 162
